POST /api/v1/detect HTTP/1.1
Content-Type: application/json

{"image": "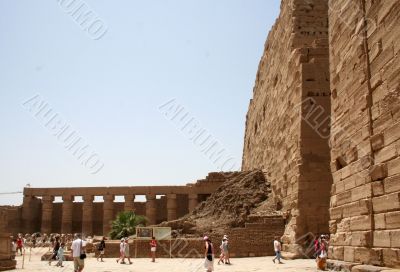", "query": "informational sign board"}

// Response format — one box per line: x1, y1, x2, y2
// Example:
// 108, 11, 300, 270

153, 227, 172, 240
136, 227, 153, 239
